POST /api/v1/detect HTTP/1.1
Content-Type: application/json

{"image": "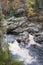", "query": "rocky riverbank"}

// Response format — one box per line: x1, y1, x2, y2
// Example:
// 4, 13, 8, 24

0, 15, 43, 65
4, 16, 43, 47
